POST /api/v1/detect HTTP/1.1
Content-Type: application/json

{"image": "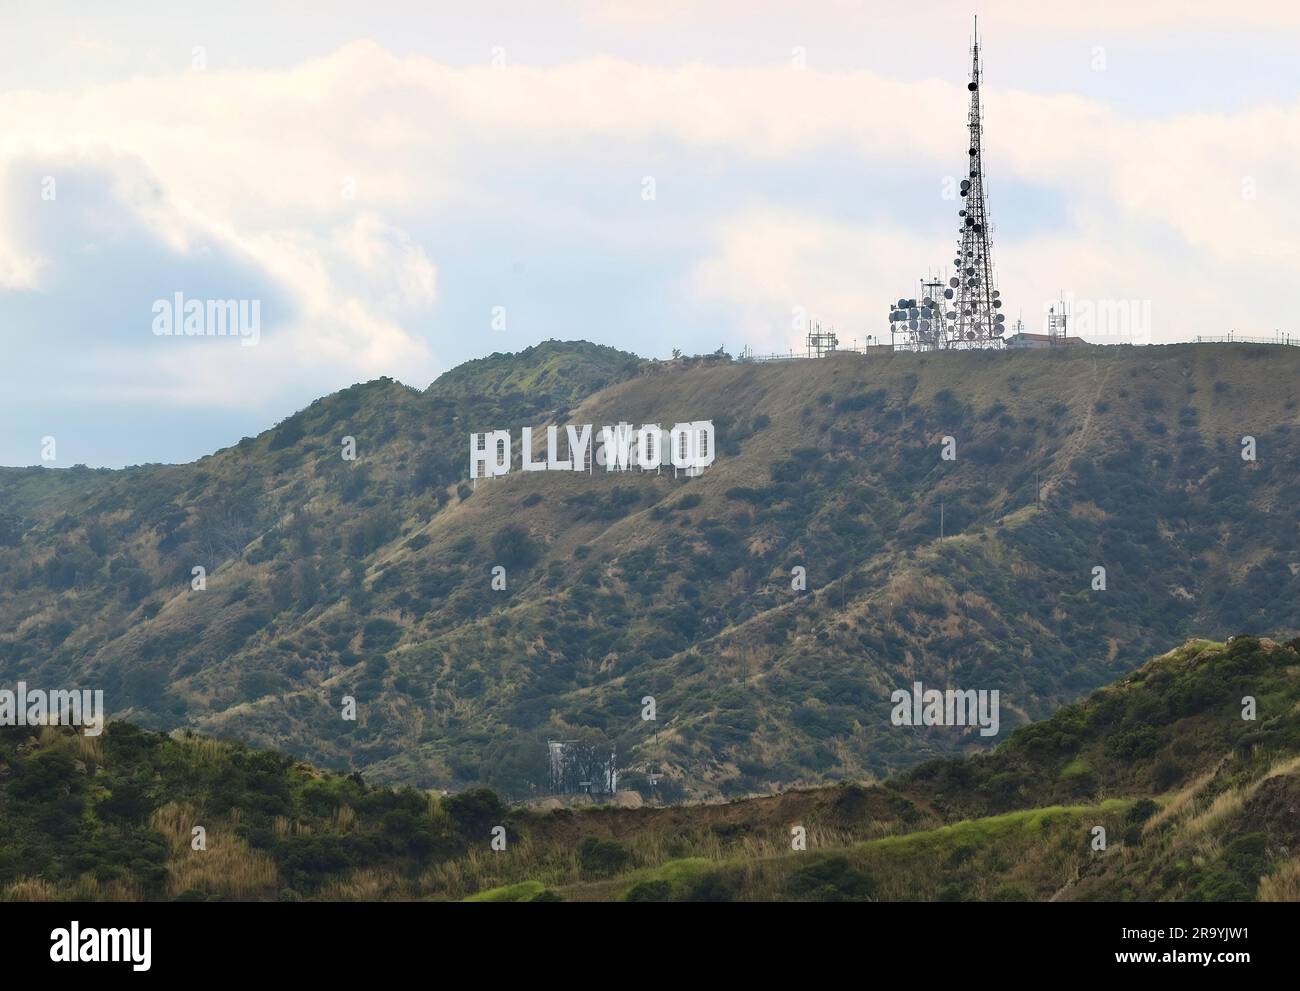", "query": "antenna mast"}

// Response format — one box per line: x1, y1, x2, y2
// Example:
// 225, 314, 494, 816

888, 17, 1006, 351
953, 16, 1004, 346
